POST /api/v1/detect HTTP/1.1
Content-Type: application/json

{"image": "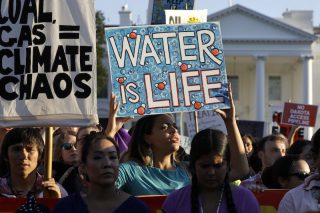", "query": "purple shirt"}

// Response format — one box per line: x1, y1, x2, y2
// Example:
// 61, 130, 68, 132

162, 184, 260, 213
114, 128, 131, 153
